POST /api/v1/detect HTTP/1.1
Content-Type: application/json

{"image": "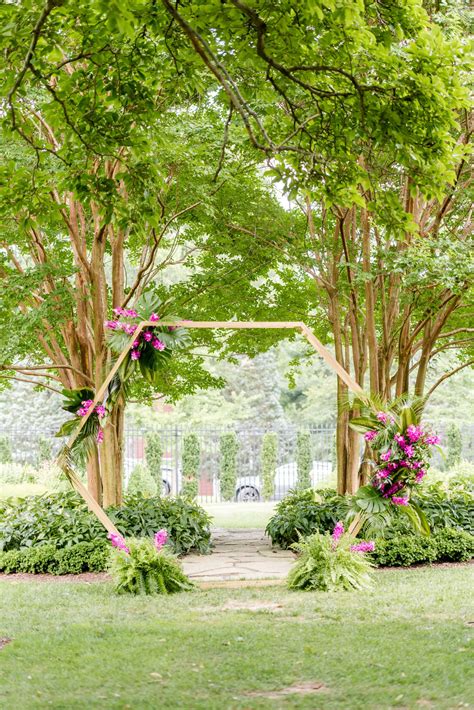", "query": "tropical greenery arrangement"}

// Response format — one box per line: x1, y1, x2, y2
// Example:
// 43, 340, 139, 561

287, 522, 375, 592
108, 529, 195, 596
348, 397, 441, 535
